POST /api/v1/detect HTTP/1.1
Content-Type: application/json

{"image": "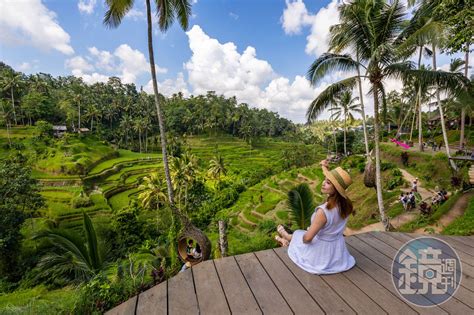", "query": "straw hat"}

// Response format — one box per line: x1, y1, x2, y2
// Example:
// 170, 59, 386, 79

322, 166, 353, 199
